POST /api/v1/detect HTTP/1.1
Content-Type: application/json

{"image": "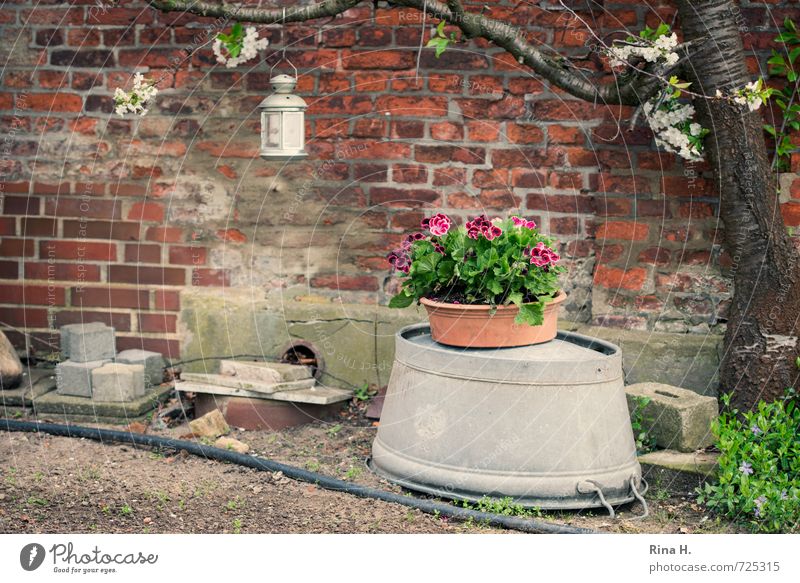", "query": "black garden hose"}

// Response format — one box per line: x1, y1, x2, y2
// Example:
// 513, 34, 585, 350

0, 419, 596, 534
